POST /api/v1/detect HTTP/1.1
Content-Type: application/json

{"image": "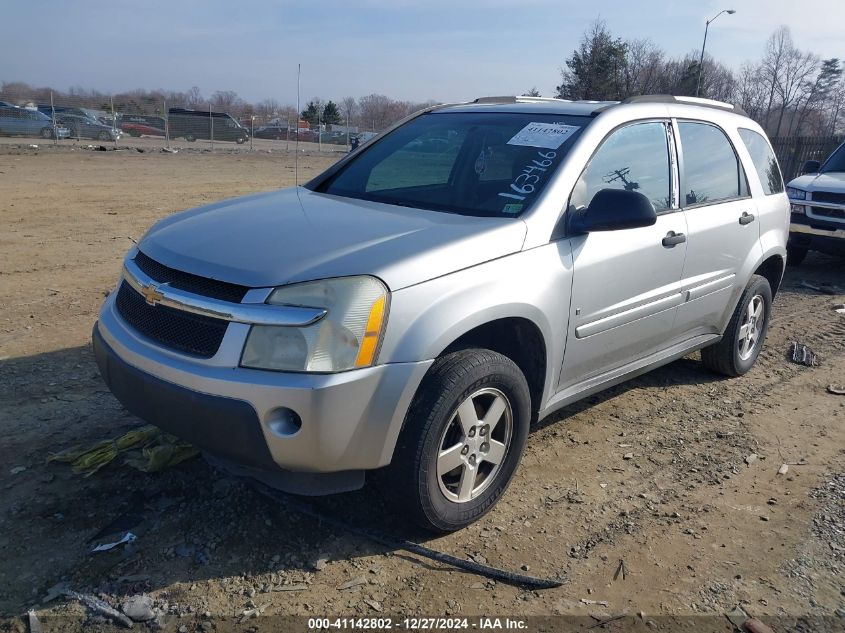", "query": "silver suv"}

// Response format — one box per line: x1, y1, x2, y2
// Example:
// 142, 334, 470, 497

94, 95, 789, 532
